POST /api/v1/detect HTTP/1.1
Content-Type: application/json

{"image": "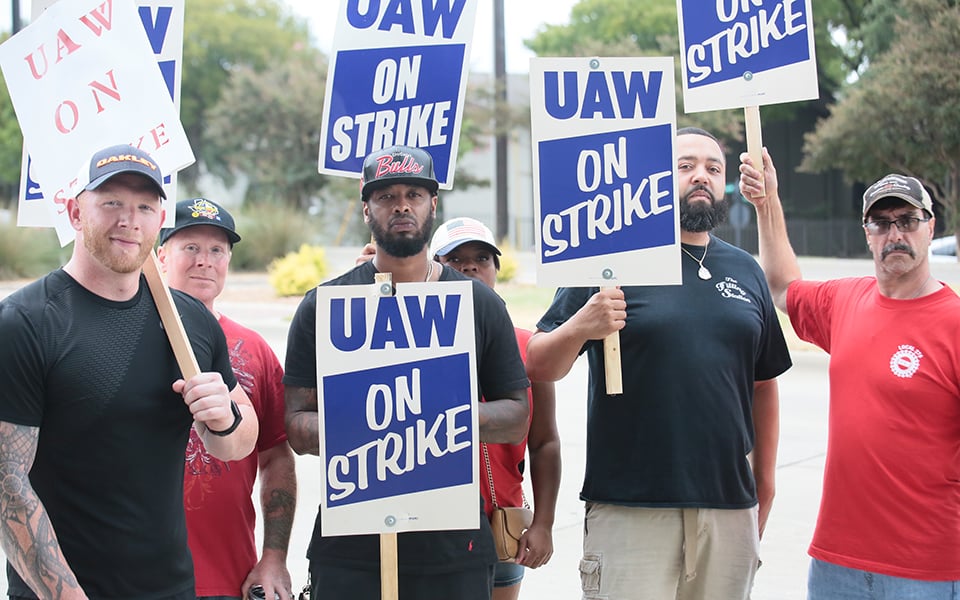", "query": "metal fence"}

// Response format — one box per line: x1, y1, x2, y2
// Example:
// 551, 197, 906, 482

714, 218, 871, 258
